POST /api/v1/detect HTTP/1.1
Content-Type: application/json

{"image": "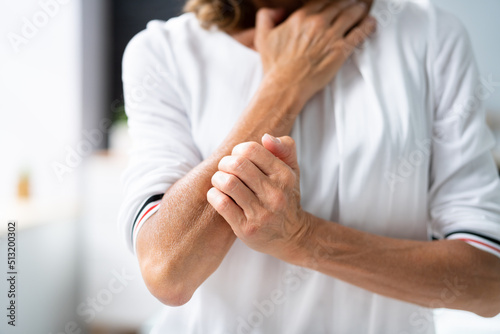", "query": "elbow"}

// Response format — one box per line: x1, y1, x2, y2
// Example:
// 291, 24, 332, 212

156, 287, 194, 307
477, 311, 500, 319
473, 302, 500, 318
140, 259, 195, 307
470, 287, 500, 318
151, 280, 194, 307
473, 308, 500, 318
465, 247, 500, 318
